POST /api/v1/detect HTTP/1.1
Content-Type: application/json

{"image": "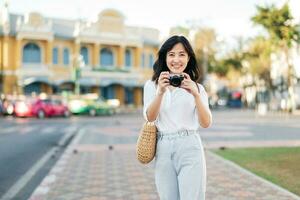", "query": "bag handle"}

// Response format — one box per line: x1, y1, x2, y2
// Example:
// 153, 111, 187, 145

145, 121, 156, 126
